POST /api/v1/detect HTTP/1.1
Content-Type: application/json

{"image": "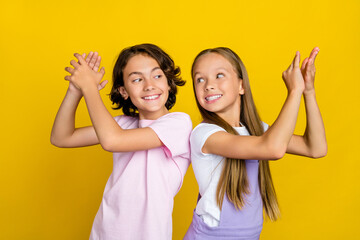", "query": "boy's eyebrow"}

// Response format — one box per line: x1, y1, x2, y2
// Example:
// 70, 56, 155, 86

128, 67, 161, 77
